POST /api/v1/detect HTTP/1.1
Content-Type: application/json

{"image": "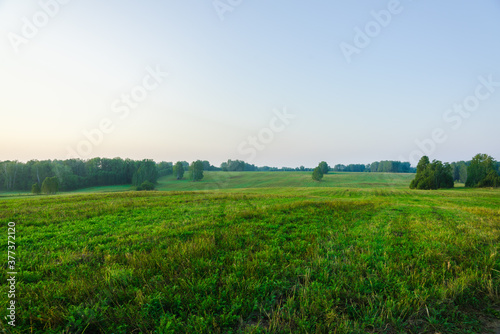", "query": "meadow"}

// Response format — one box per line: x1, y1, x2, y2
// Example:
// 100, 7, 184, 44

0, 172, 499, 333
